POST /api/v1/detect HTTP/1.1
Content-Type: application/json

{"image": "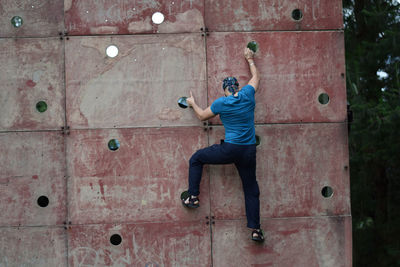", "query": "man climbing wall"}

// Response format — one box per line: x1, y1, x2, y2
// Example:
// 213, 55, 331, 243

181, 46, 264, 242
